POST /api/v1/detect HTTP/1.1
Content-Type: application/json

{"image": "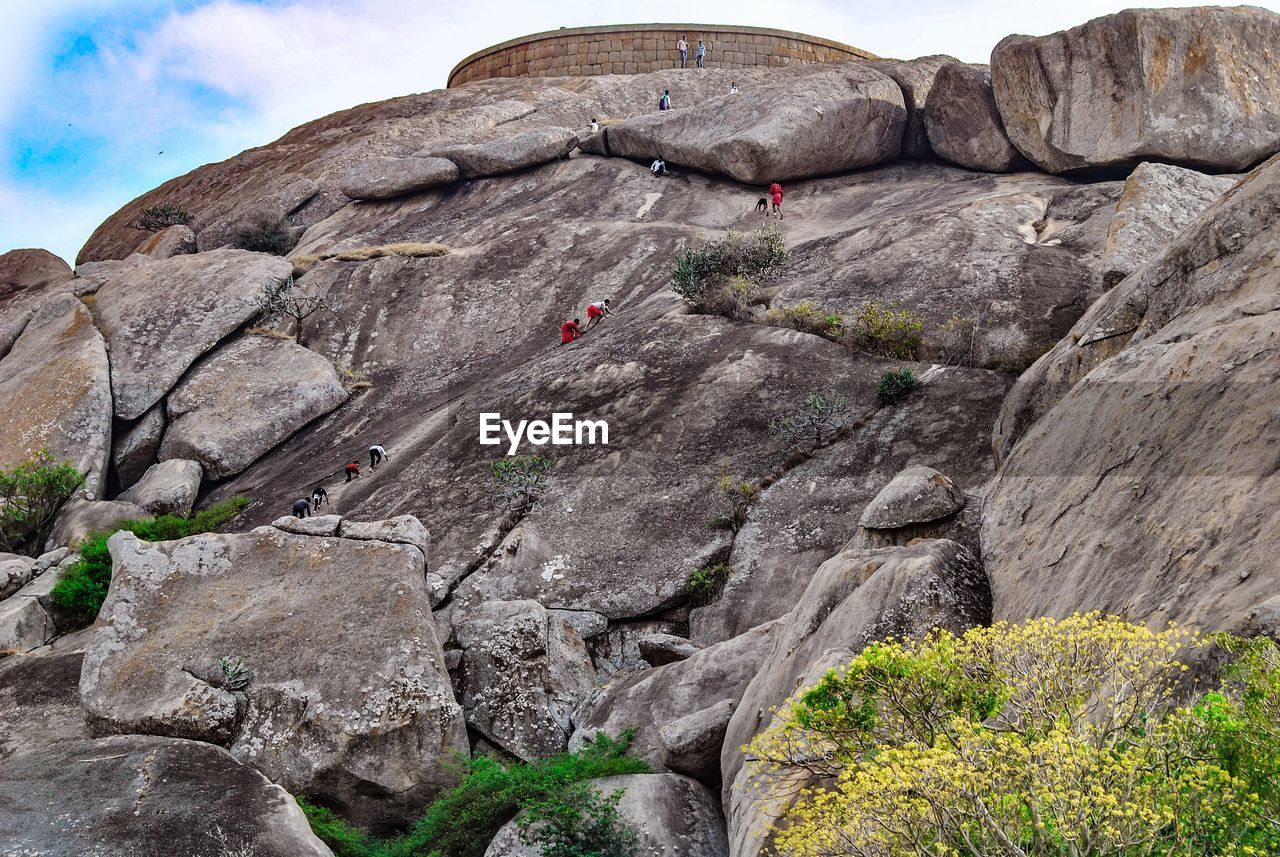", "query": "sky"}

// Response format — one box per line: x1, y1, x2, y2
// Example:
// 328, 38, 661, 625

4, 0, 1276, 265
